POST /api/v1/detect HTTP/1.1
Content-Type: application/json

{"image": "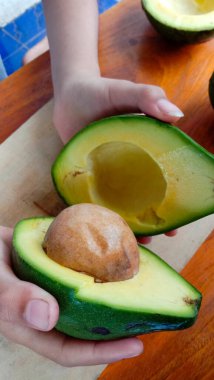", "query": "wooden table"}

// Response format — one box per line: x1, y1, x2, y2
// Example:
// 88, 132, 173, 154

0, 0, 213, 379
0, 0, 214, 151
